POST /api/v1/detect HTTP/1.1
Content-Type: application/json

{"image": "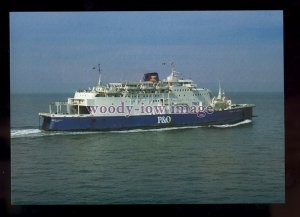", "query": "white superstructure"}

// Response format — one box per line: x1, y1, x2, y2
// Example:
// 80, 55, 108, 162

48, 63, 232, 117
